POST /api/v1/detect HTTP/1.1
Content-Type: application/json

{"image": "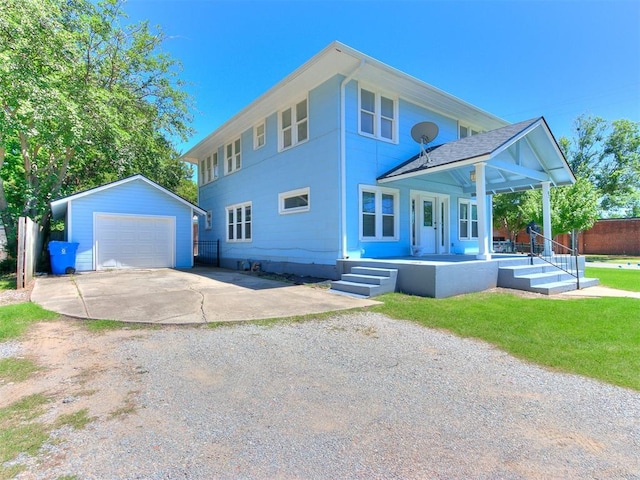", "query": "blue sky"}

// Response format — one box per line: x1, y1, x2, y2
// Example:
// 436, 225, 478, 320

124, 0, 640, 154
